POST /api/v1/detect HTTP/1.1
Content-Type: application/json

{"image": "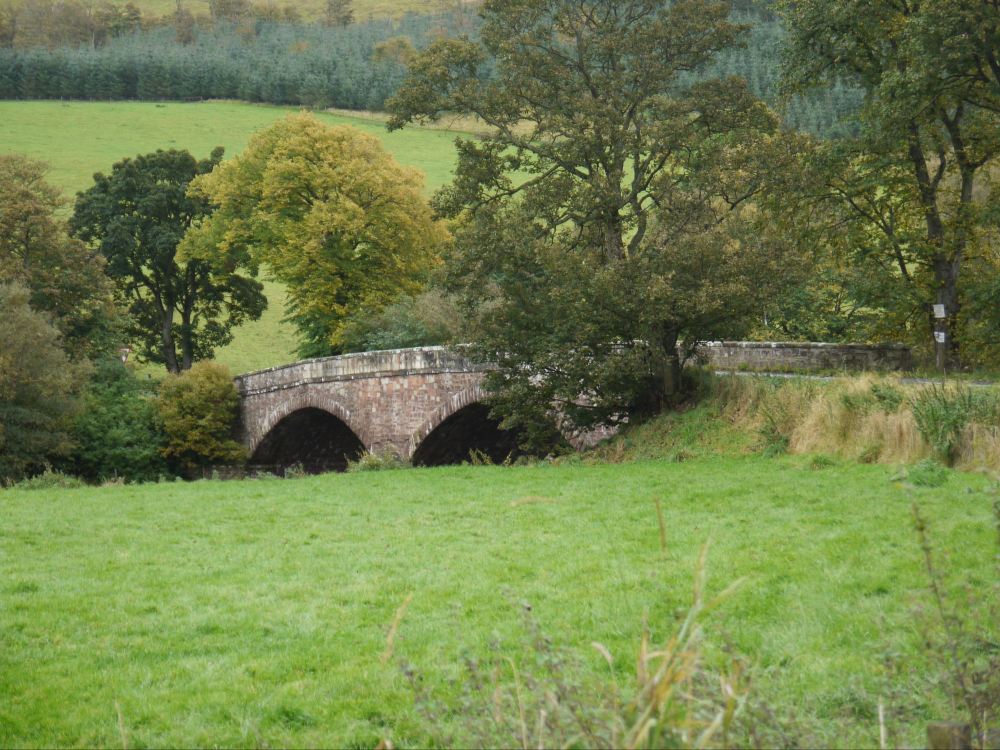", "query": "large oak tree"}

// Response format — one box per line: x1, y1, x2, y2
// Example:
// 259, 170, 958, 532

387, 0, 792, 436
183, 114, 447, 358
